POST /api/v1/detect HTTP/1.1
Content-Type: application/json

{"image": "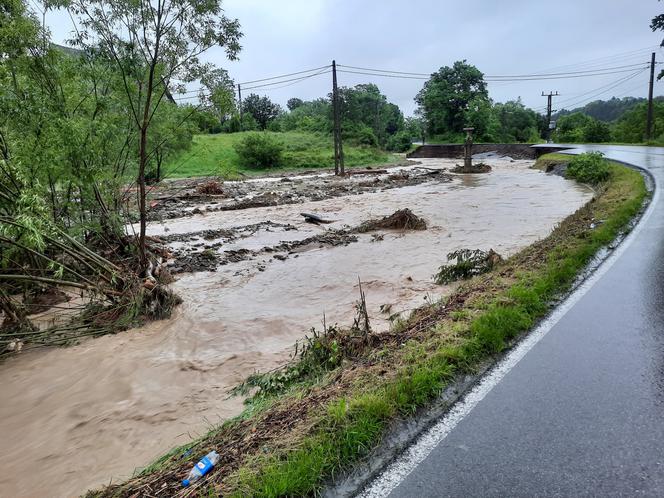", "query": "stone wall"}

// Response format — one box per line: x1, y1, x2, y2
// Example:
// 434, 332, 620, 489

407, 144, 564, 160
